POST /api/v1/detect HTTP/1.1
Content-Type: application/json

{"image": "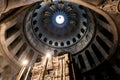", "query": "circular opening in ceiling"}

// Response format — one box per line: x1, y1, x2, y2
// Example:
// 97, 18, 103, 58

55, 15, 65, 25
